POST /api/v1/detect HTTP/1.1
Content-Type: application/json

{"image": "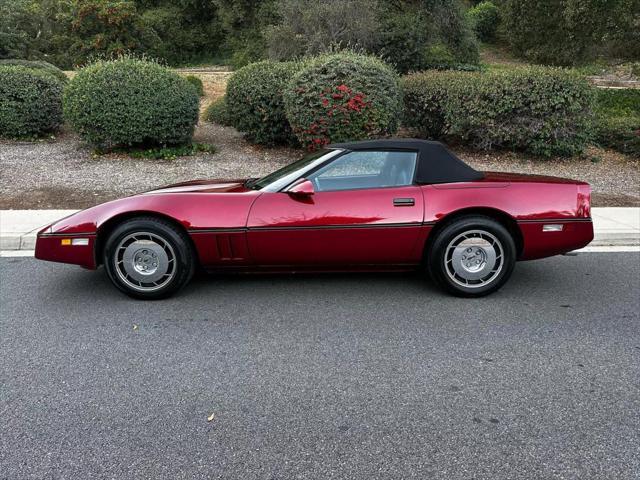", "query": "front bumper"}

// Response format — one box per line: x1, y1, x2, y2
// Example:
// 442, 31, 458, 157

35, 231, 98, 269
